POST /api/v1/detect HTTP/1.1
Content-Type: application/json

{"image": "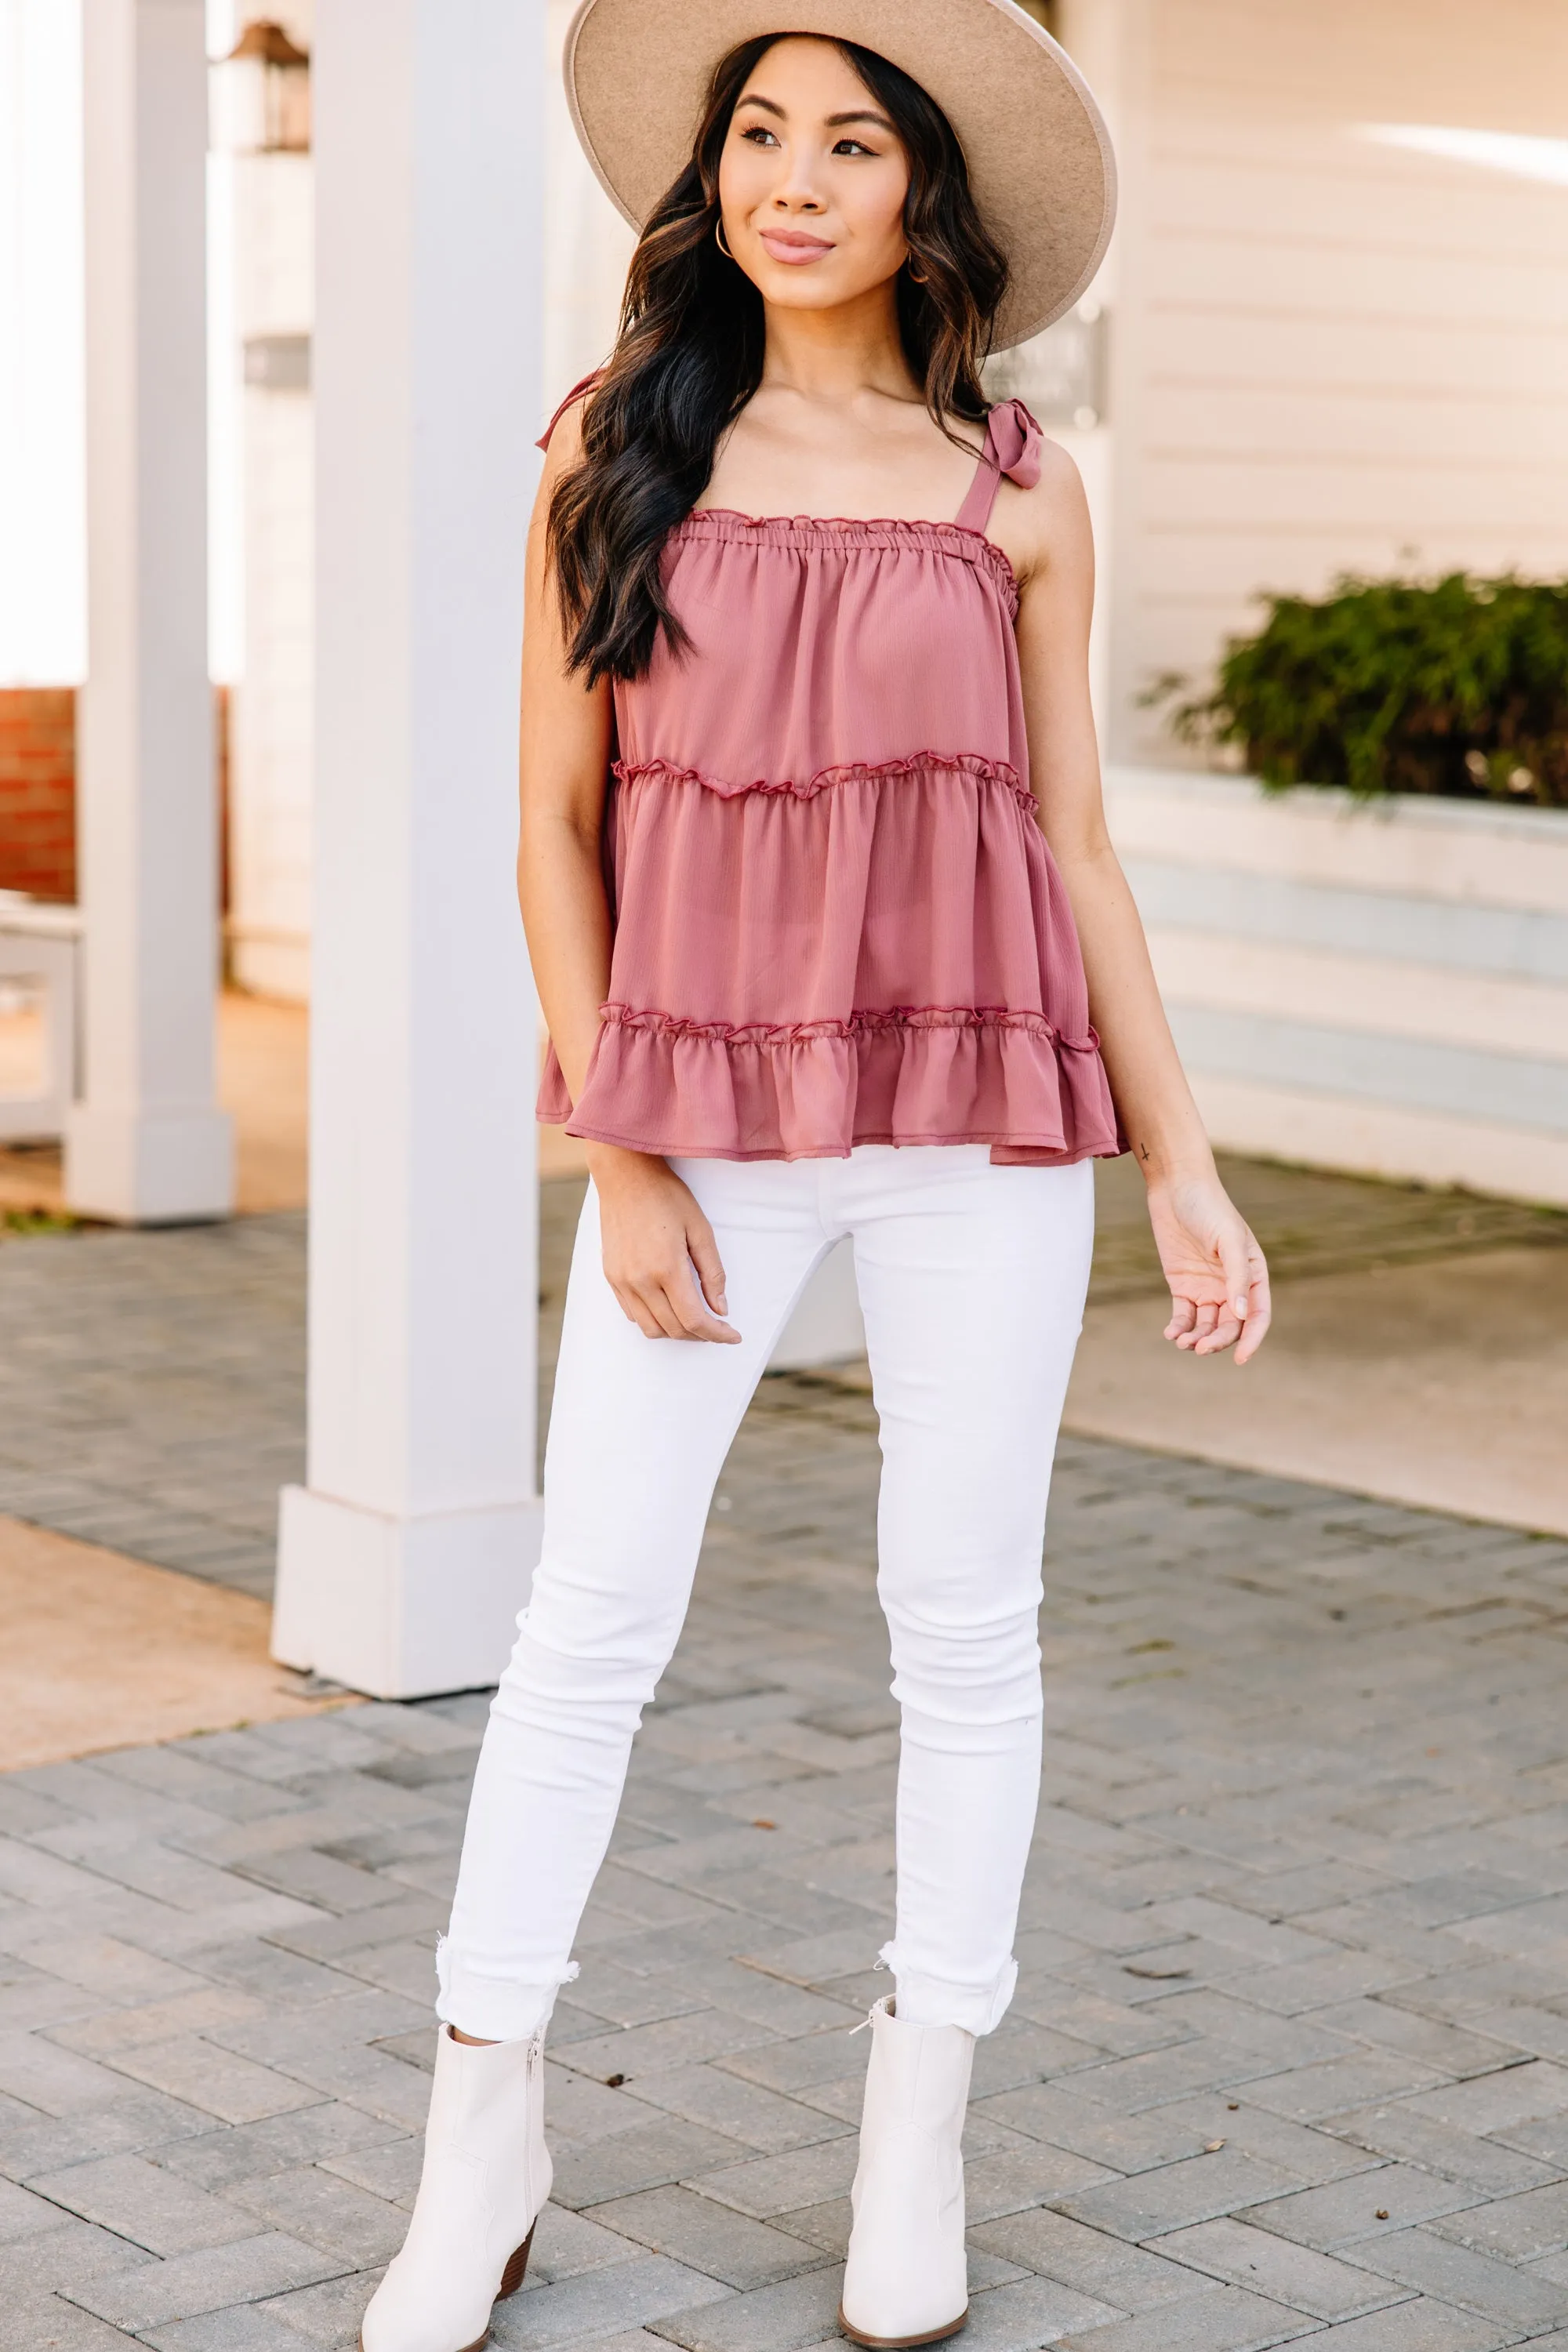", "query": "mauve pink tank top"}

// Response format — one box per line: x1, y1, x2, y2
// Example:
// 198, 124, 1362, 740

536, 385, 1121, 1167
